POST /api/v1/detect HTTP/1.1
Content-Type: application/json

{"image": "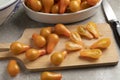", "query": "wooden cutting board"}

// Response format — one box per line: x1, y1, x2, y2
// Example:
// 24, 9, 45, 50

0, 23, 119, 72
